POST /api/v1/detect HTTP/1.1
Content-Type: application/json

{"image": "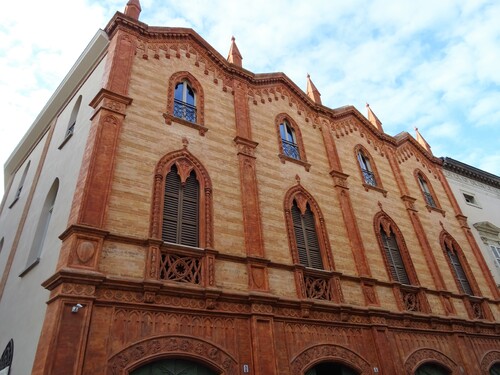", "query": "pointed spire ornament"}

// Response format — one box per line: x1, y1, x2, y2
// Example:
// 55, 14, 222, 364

366, 103, 383, 132
227, 36, 243, 67
415, 127, 432, 154
306, 74, 322, 104
124, 0, 141, 20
